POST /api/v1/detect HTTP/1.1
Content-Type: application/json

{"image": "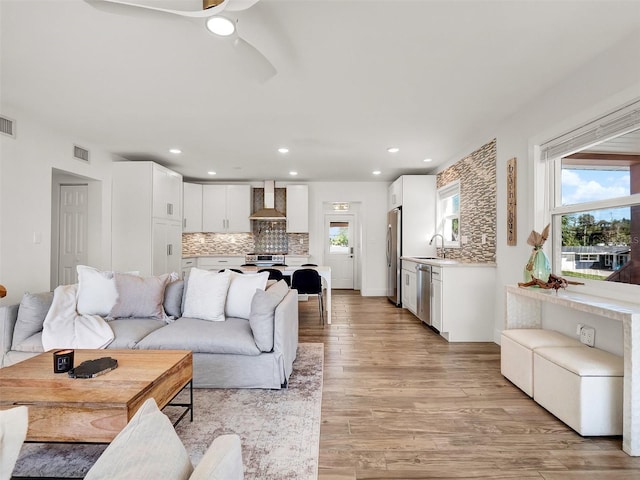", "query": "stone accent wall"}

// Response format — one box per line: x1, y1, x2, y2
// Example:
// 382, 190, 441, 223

437, 139, 497, 263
